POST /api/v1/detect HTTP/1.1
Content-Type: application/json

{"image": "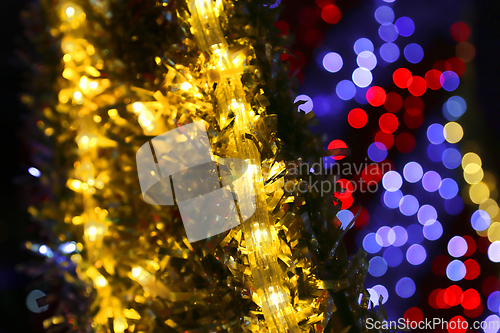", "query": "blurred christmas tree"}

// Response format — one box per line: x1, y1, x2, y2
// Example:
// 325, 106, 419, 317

22, 0, 385, 332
